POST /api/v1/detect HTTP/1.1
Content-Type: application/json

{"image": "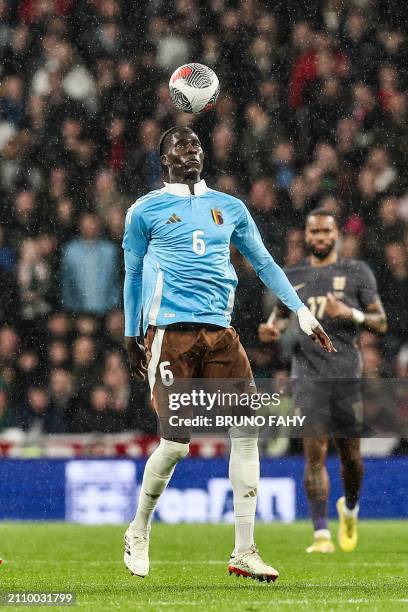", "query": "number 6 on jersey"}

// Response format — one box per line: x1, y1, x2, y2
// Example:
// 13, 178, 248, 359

192, 230, 206, 255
